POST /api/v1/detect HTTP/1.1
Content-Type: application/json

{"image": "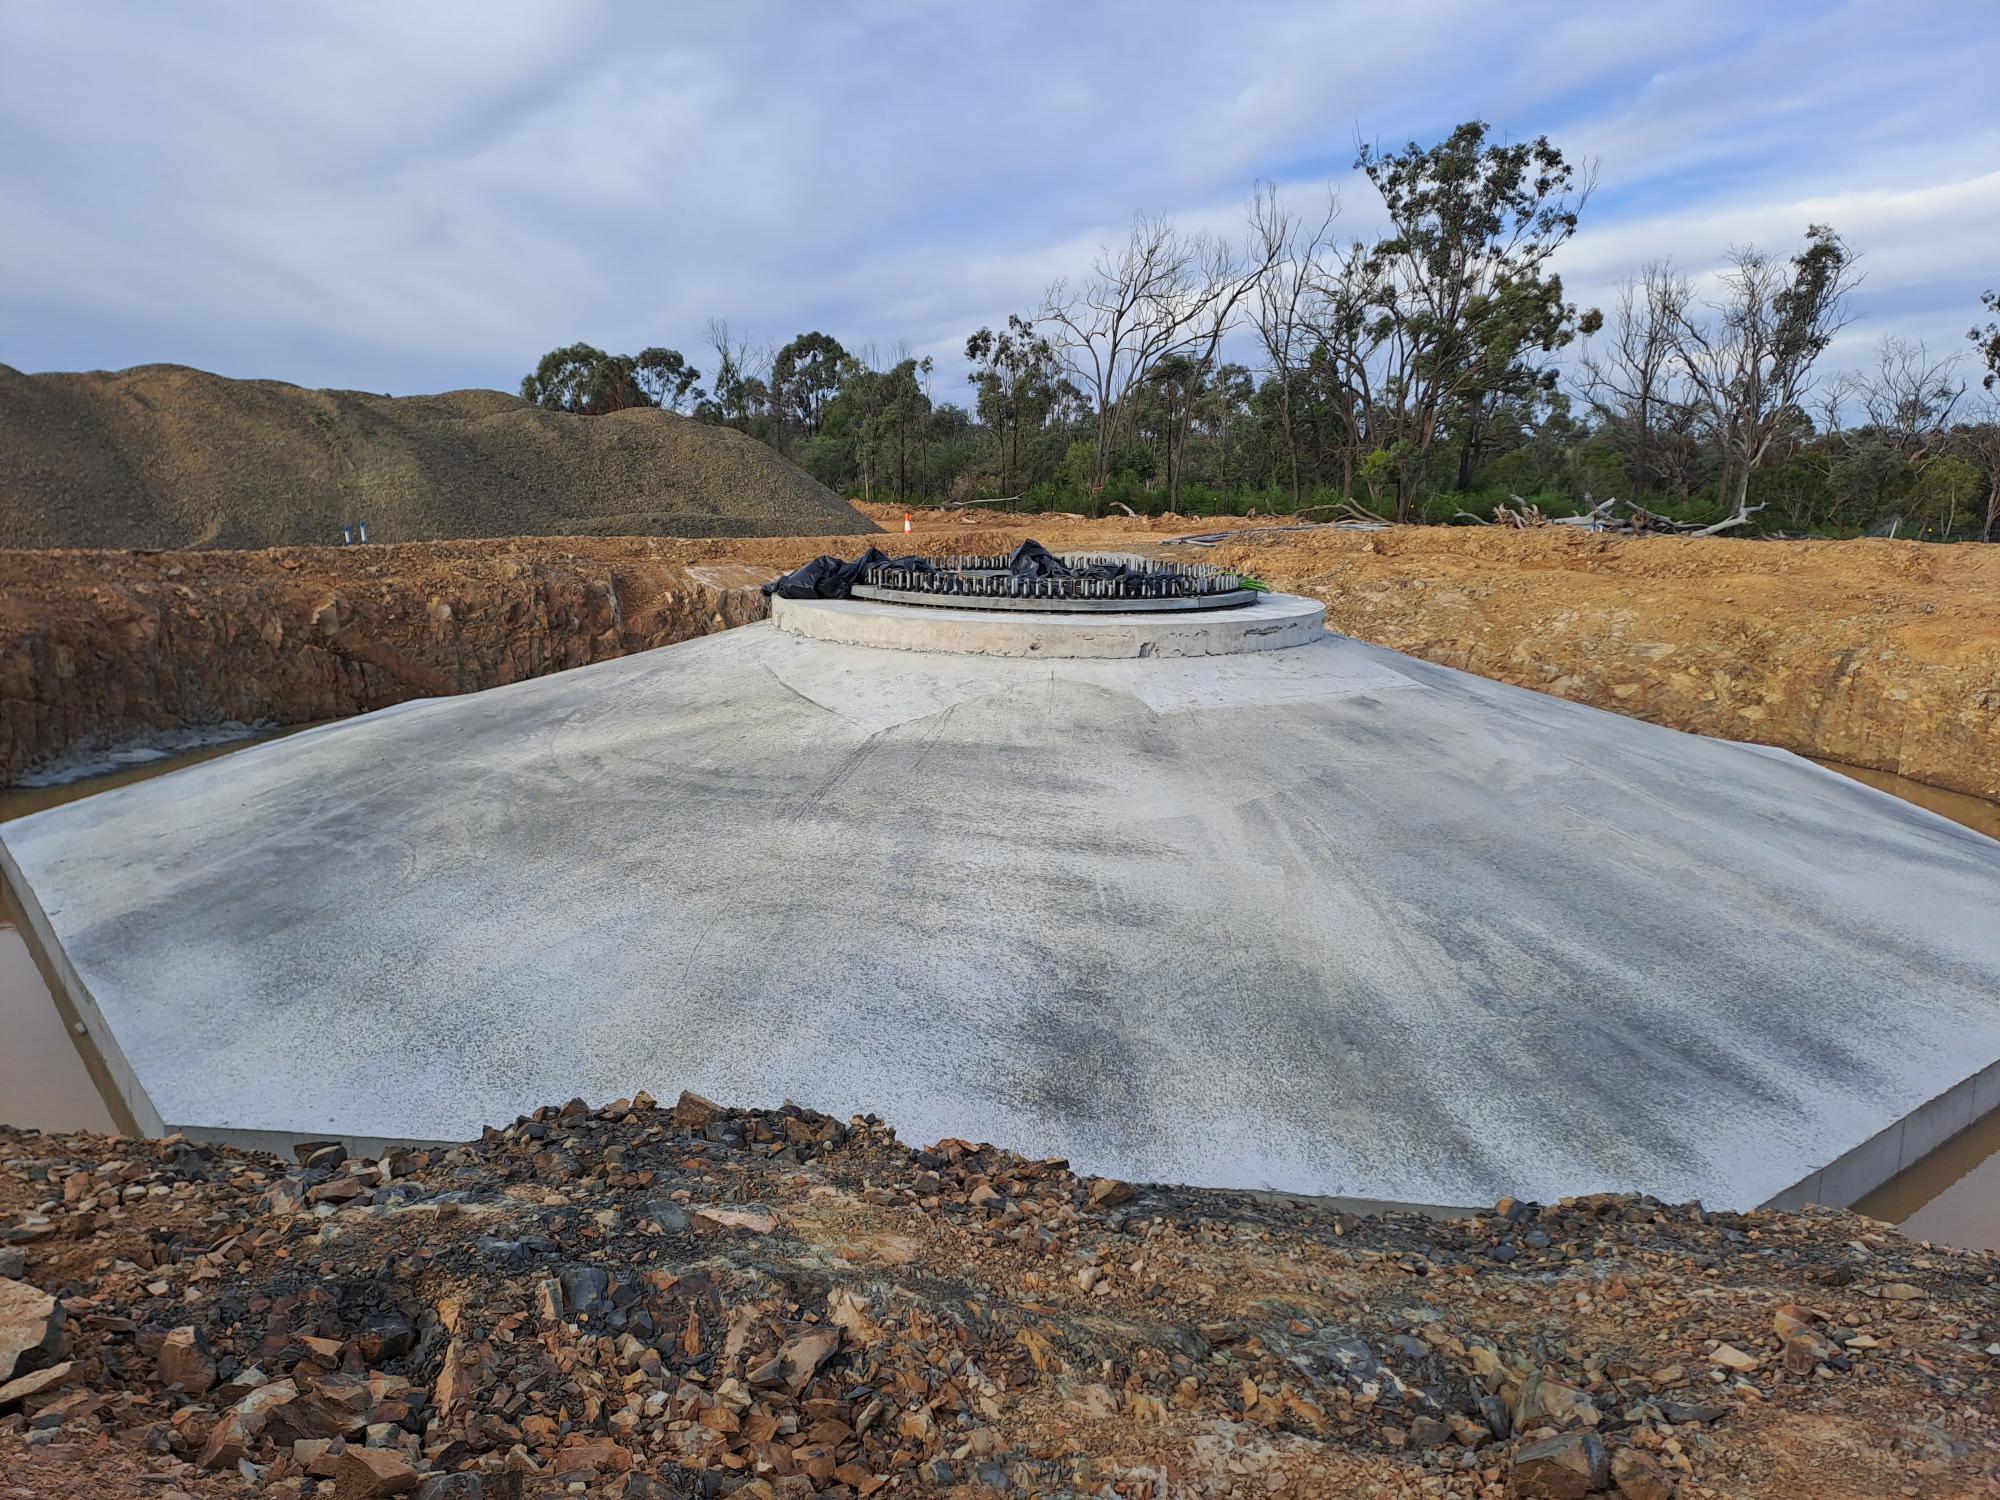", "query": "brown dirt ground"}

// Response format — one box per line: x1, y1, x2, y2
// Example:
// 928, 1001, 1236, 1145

5, 506, 1994, 804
